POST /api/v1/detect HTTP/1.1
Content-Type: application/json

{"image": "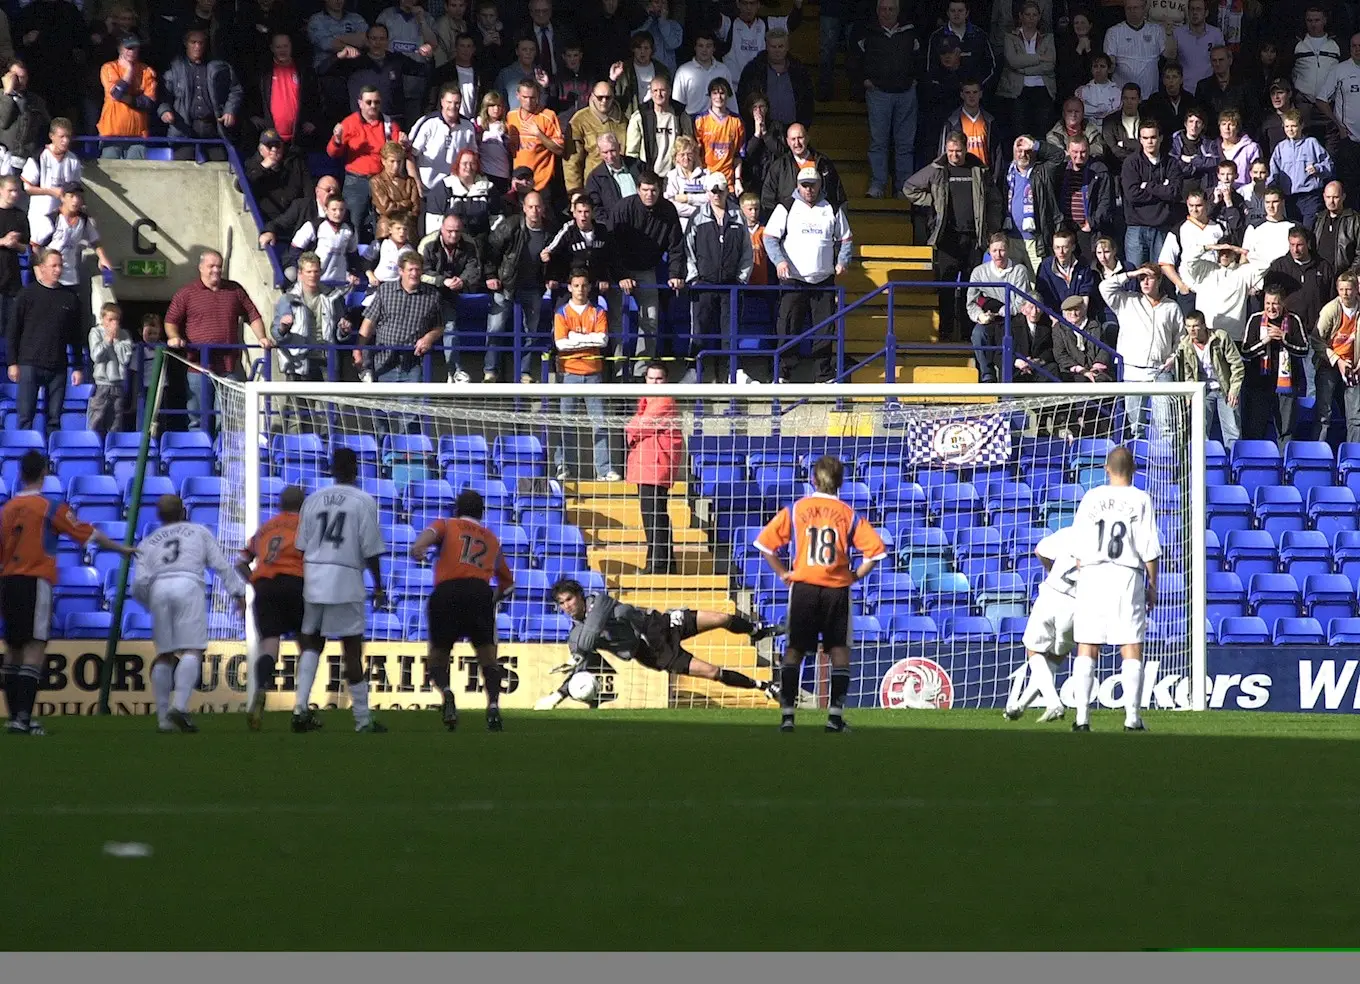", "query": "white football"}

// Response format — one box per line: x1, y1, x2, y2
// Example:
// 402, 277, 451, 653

567, 671, 599, 702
